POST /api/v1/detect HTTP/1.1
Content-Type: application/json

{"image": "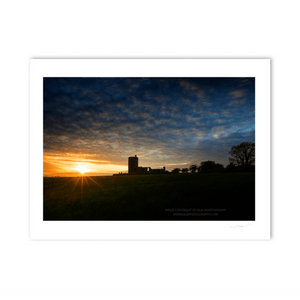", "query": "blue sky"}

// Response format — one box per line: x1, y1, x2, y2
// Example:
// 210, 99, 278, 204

43, 77, 255, 175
